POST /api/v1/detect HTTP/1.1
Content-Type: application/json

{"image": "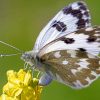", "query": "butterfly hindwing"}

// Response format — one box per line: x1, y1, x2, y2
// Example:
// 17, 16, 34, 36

34, 1, 91, 51
38, 49, 100, 89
